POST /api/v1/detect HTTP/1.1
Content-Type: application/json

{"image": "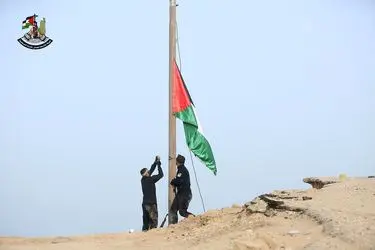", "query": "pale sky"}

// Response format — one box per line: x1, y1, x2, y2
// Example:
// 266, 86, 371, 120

1, 0, 374, 237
